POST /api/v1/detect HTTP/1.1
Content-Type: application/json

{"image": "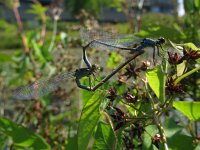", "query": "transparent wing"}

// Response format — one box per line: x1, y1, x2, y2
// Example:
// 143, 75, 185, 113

80, 28, 142, 50
13, 71, 75, 100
